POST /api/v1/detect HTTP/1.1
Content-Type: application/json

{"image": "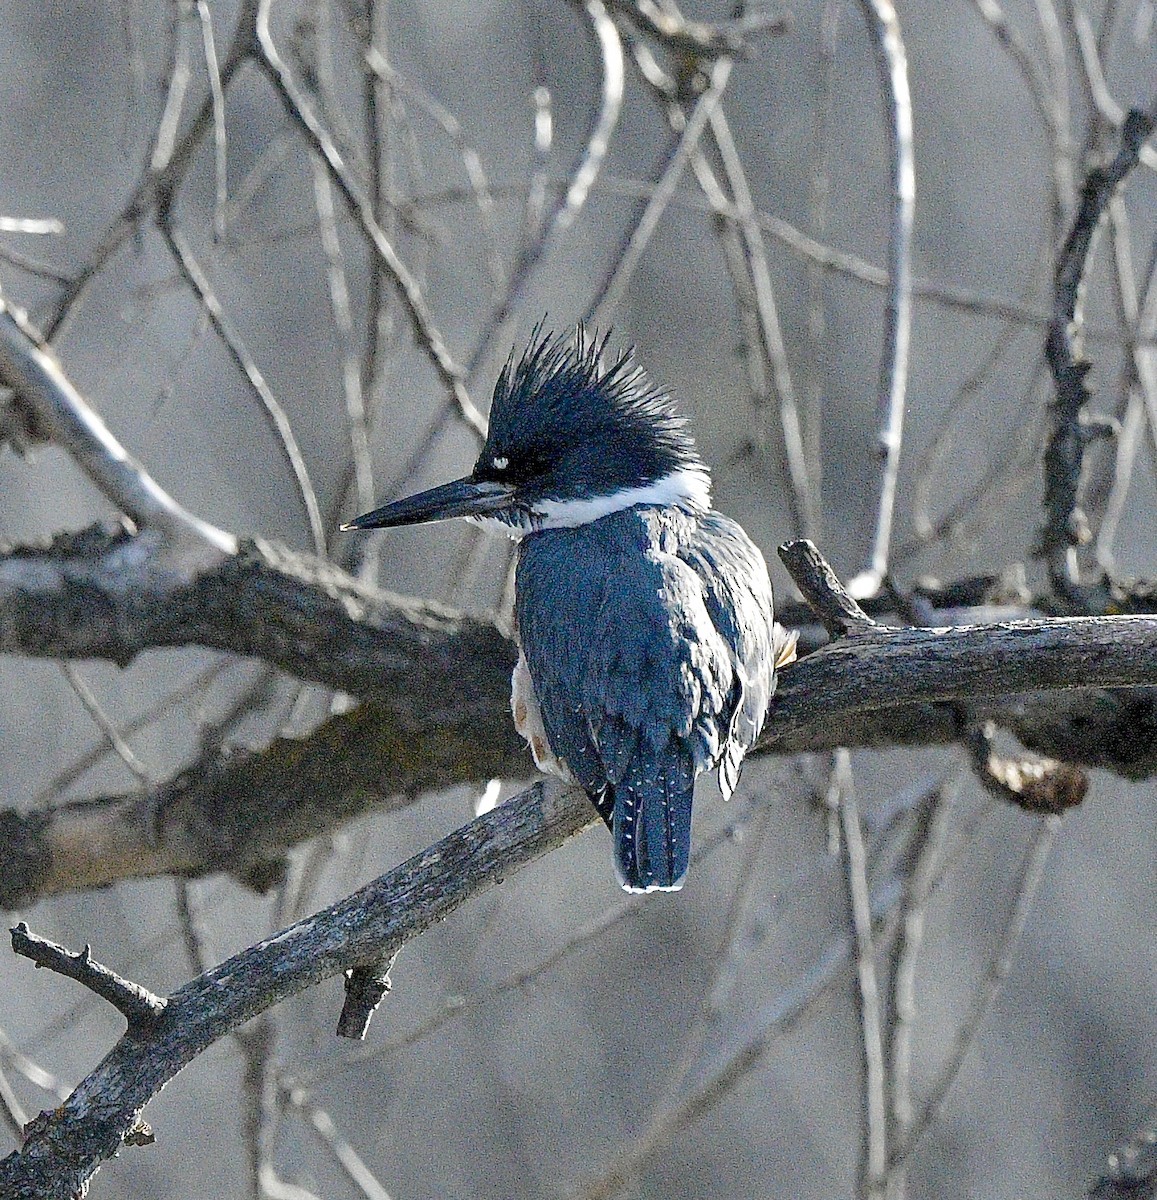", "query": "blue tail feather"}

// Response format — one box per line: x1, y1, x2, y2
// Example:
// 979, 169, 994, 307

610, 766, 693, 892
